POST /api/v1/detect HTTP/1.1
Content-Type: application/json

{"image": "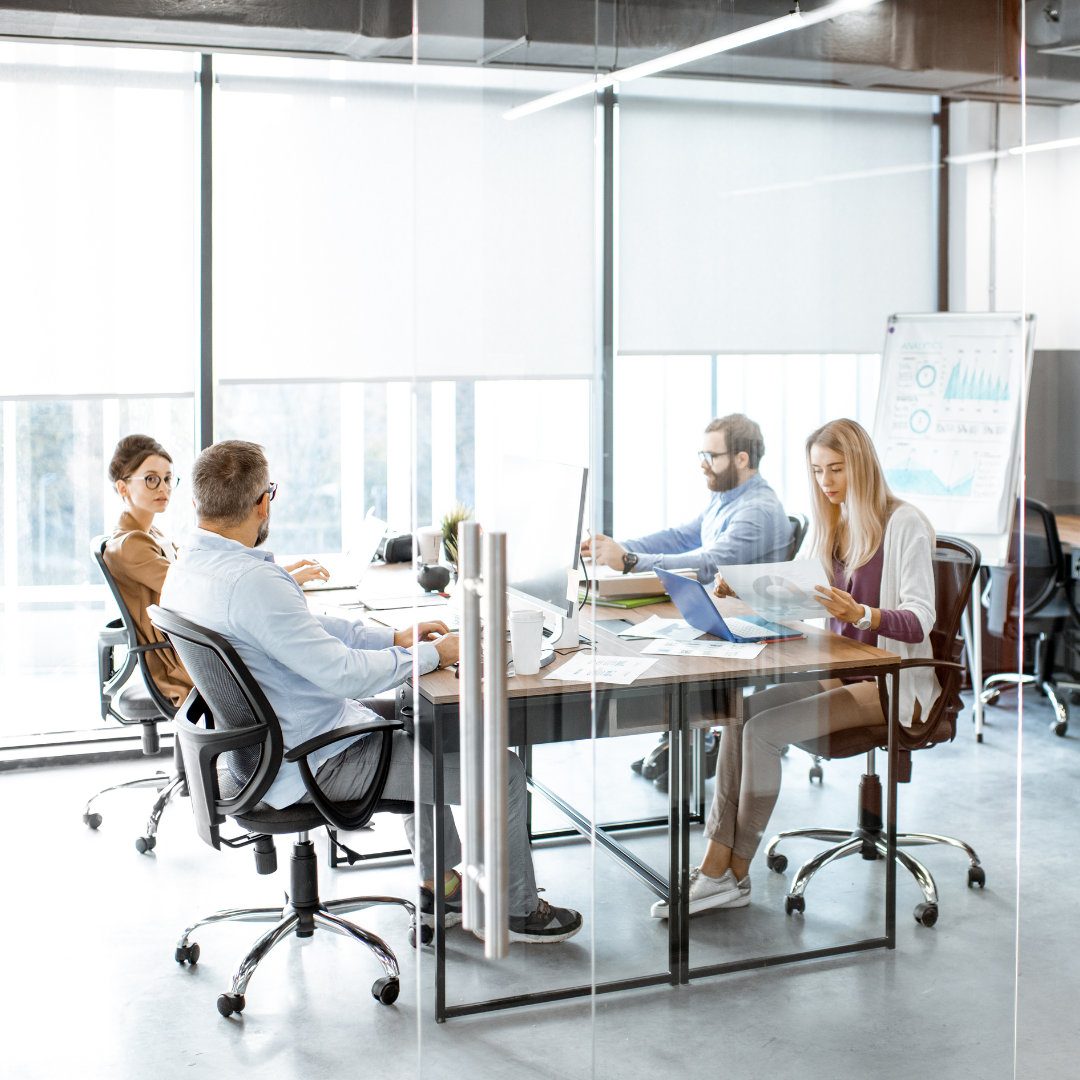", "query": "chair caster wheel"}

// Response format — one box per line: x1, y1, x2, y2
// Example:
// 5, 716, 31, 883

980, 689, 1000, 706
408, 923, 434, 948
1051, 718, 1068, 737
84, 812, 102, 830
372, 976, 400, 1005
808, 764, 823, 783
175, 942, 200, 965
630, 756, 645, 775
217, 993, 245, 1017
967, 866, 986, 888
914, 902, 938, 927
135, 835, 156, 854
785, 894, 805, 915
767, 853, 787, 874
